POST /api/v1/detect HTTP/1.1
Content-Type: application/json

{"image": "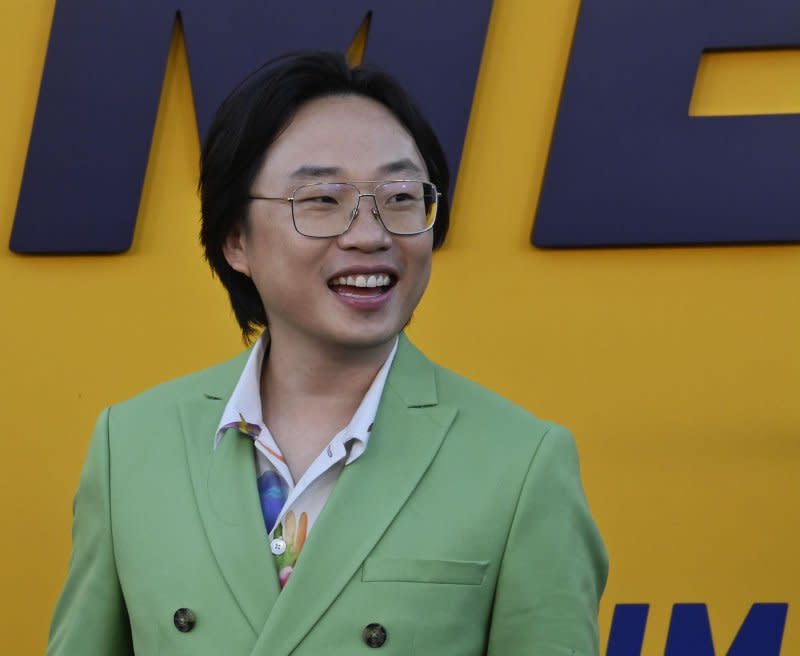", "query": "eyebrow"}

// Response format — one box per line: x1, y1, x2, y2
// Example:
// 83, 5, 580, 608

289, 165, 344, 179
288, 158, 426, 180
376, 158, 426, 177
